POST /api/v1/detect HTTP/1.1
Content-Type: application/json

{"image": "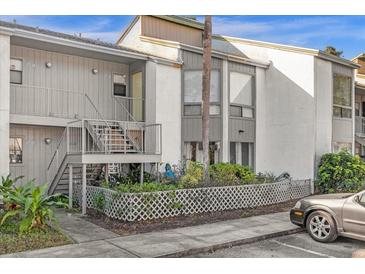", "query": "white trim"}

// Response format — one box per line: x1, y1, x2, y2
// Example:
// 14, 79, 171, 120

0, 25, 180, 67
